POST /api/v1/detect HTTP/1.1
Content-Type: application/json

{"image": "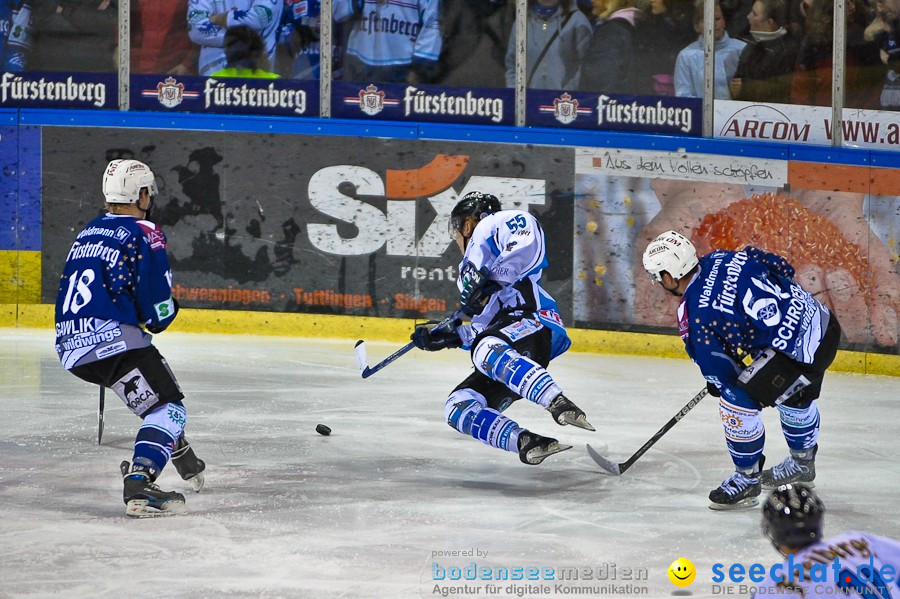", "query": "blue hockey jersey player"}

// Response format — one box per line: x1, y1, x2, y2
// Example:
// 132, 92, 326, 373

642, 231, 841, 510
409, 191, 595, 466
54, 159, 205, 518
1, 0, 30, 71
